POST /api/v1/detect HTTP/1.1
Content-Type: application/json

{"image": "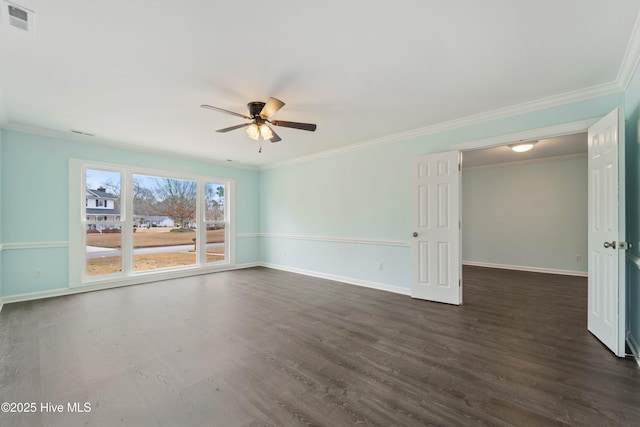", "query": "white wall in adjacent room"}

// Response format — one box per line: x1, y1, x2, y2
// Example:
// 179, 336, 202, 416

462, 155, 587, 274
